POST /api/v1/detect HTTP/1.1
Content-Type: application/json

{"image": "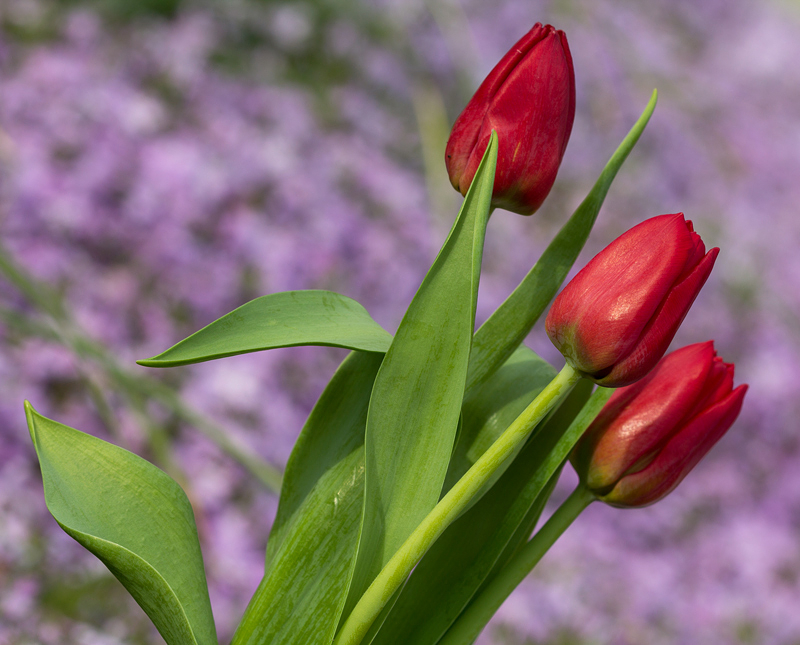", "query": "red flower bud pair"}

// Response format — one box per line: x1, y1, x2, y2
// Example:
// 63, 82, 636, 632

445, 23, 575, 215
571, 342, 747, 507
